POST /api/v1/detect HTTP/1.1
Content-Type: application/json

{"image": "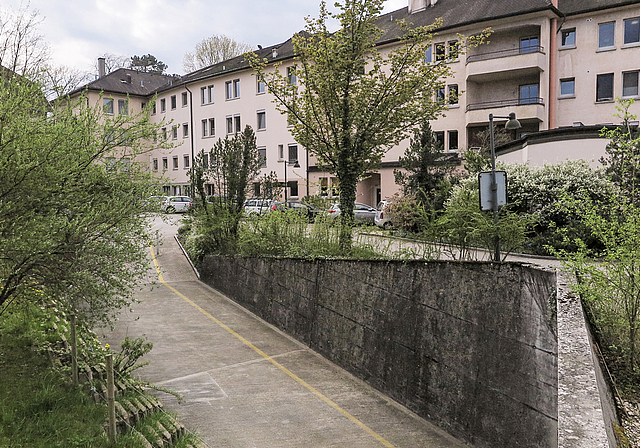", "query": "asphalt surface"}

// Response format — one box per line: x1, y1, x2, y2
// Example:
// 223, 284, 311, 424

100, 215, 467, 448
